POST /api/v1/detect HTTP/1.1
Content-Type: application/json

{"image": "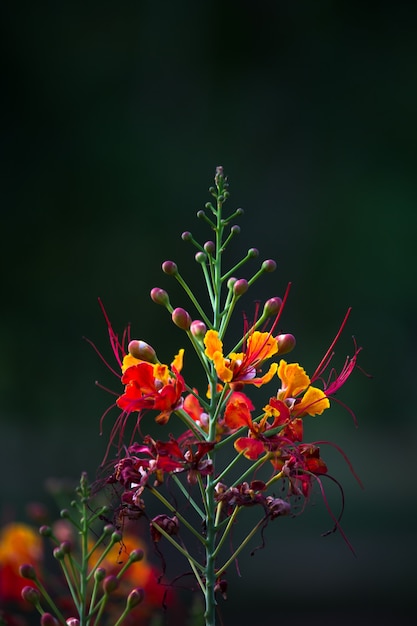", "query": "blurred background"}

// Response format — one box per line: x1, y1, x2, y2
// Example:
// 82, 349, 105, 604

1, 1, 416, 624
